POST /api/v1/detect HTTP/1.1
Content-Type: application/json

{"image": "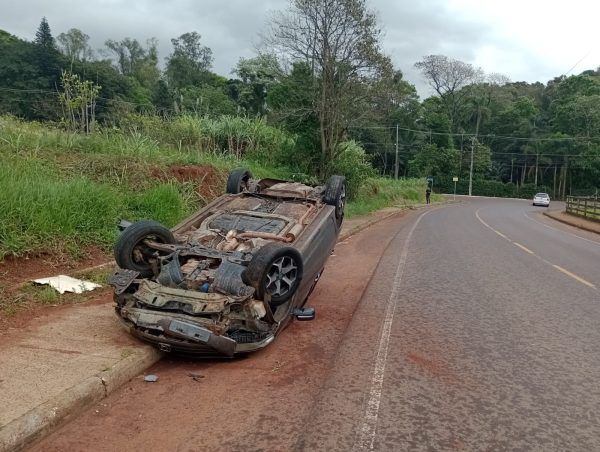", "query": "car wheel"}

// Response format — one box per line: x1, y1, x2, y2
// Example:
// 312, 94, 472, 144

323, 175, 346, 226
114, 220, 176, 277
243, 243, 303, 306
226, 168, 252, 194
